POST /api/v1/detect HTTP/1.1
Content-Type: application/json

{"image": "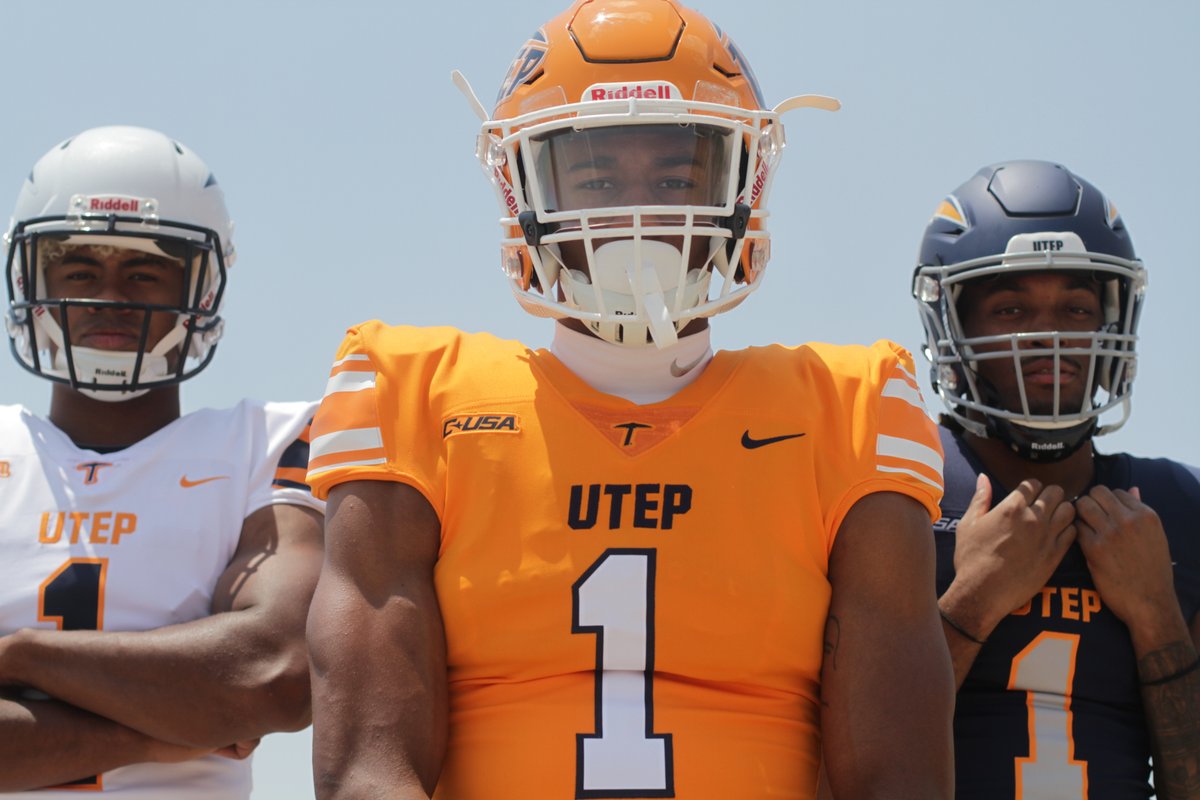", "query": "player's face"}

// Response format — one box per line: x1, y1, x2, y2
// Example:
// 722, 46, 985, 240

957, 271, 1104, 415
42, 243, 184, 354
541, 125, 727, 211
534, 124, 731, 273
